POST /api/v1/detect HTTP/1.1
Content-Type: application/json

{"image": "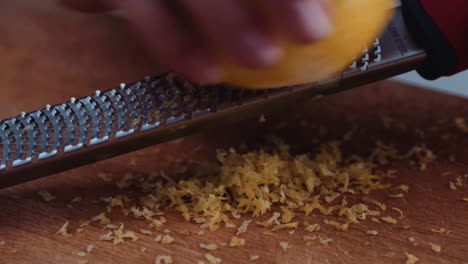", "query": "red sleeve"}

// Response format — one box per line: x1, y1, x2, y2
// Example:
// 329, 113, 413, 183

420, 0, 468, 74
